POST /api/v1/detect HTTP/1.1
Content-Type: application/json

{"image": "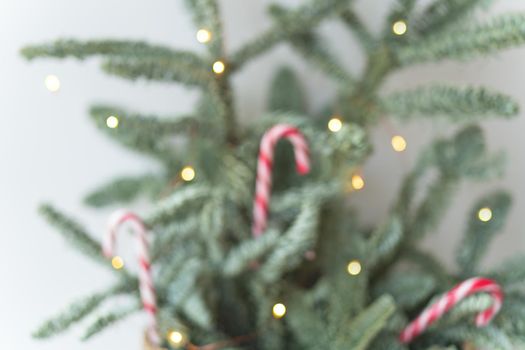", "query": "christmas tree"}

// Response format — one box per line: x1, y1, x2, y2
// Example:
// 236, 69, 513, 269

22, 1, 525, 349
